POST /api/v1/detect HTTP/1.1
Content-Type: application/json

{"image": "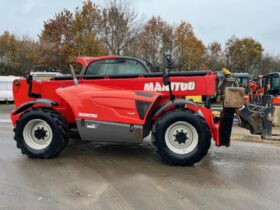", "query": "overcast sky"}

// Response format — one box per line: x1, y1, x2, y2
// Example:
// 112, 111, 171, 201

0, 0, 279, 55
